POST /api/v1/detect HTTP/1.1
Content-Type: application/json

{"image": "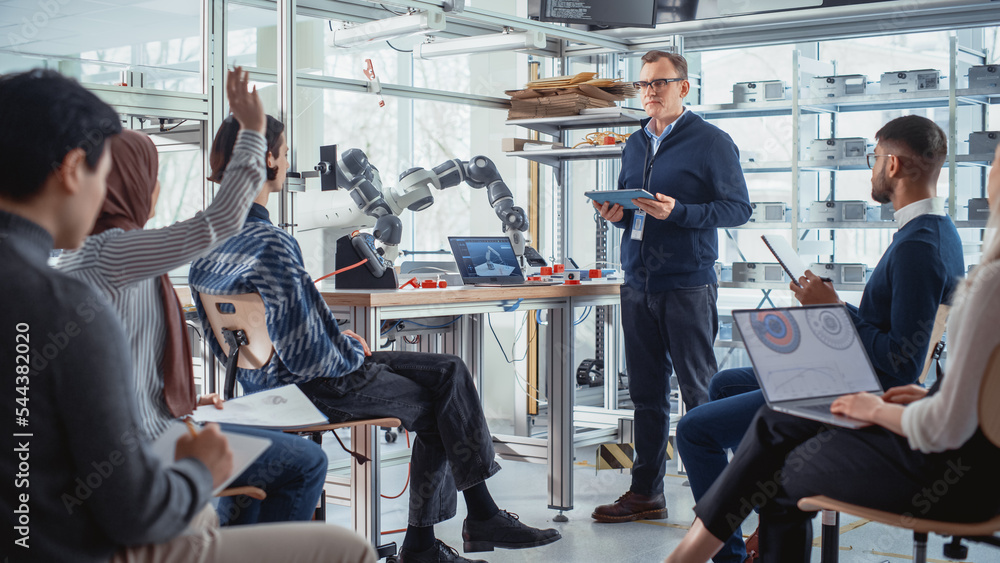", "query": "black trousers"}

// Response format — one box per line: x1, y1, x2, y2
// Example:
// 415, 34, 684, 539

620, 283, 719, 495
695, 406, 1000, 563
